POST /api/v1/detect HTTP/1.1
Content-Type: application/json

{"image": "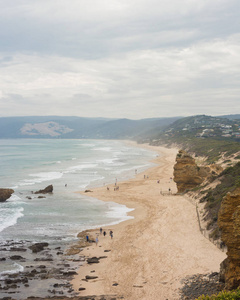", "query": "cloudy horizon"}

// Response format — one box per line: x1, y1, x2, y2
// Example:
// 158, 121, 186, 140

0, 0, 239, 119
